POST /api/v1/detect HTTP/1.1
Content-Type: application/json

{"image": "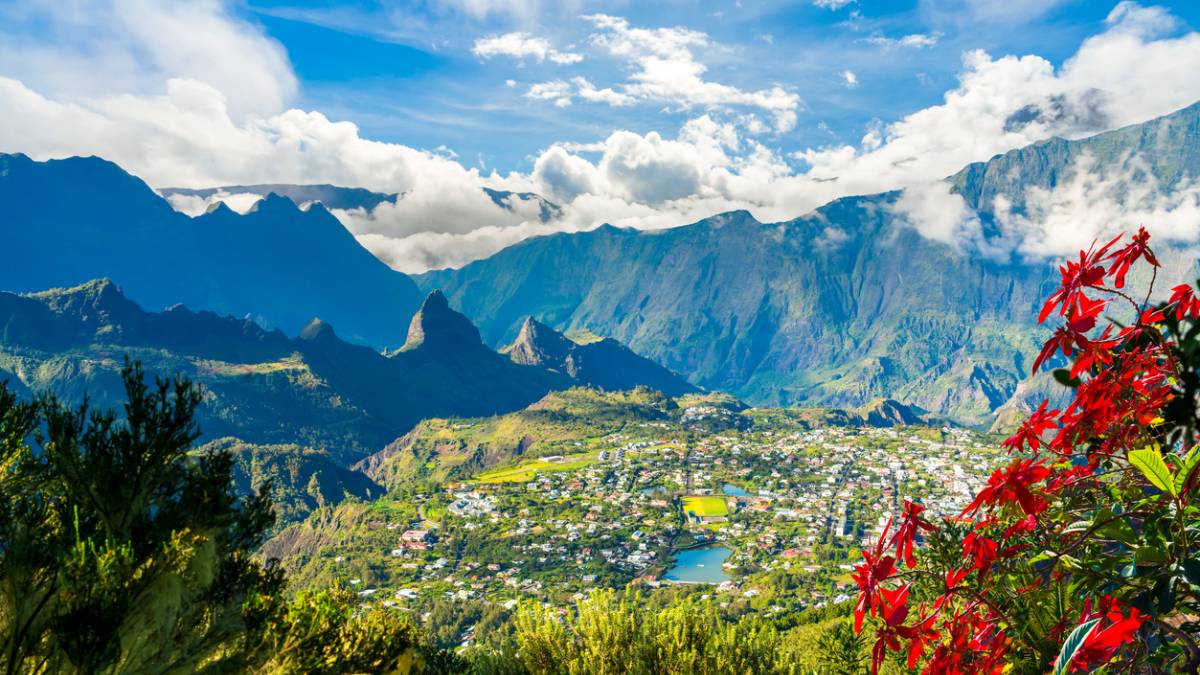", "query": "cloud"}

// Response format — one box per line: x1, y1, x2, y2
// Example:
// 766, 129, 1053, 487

5, 0, 1200, 275
537, 14, 803, 132
863, 32, 942, 49
472, 32, 583, 64
525, 80, 573, 107
0, 0, 295, 118
994, 153, 1200, 260
814, 0, 856, 8
842, 70, 859, 88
